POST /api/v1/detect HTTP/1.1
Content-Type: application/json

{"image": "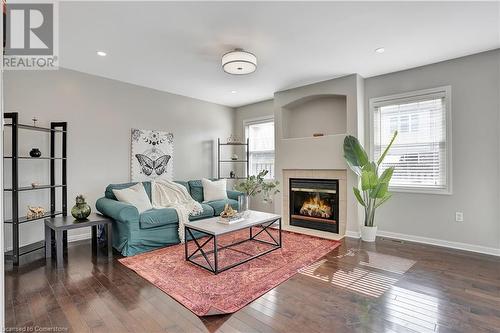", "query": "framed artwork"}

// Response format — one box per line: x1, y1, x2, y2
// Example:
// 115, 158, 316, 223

131, 128, 174, 181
